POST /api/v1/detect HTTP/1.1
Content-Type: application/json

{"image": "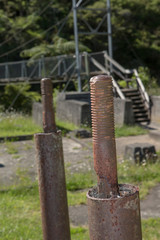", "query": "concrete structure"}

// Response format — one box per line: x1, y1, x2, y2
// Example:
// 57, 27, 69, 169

32, 92, 134, 127
151, 96, 160, 123
56, 92, 134, 127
